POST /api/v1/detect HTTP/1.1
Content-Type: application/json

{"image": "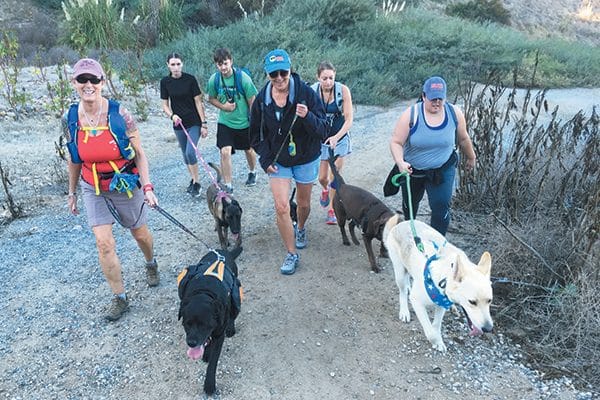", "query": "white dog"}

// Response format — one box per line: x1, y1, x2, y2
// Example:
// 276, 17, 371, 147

383, 219, 493, 352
